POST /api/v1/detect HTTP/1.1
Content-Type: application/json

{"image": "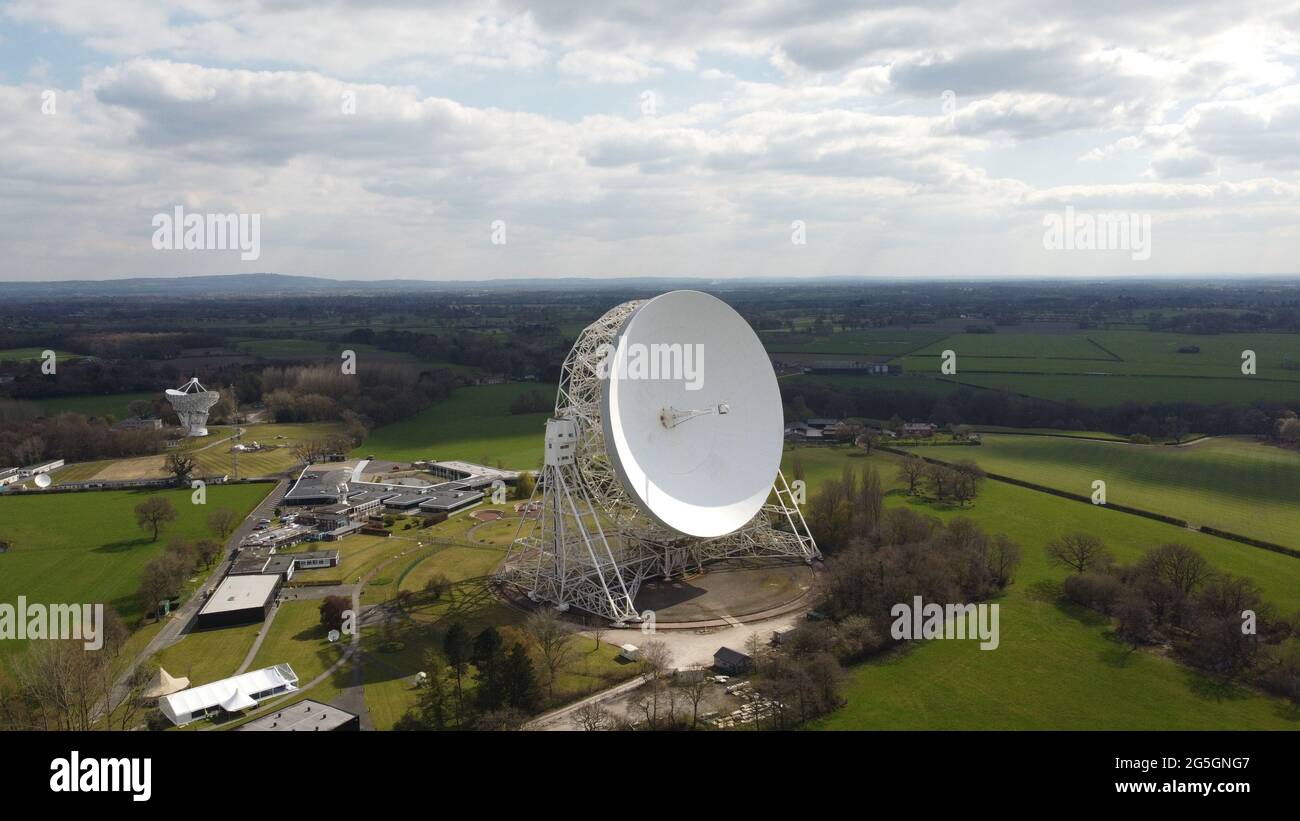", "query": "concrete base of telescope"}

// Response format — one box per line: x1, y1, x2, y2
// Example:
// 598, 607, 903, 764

630, 558, 816, 627
496, 557, 819, 629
